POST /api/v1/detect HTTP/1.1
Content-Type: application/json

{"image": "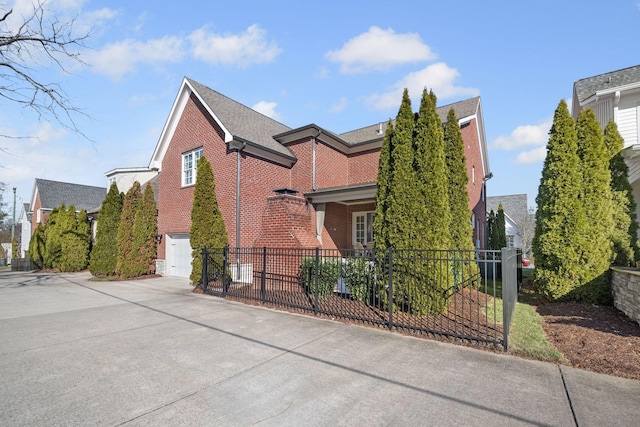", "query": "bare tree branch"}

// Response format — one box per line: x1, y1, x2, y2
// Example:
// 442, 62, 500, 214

0, 0, 91, 141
